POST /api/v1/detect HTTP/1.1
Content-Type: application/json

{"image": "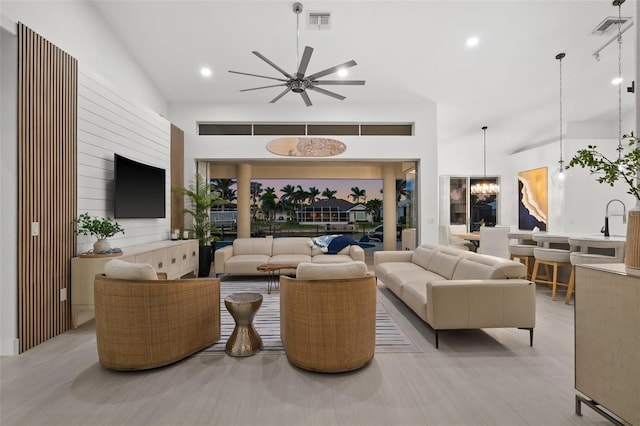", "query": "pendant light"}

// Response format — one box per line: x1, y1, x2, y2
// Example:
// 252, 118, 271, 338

552, 52, 567, 186
470, 126, 500, 195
